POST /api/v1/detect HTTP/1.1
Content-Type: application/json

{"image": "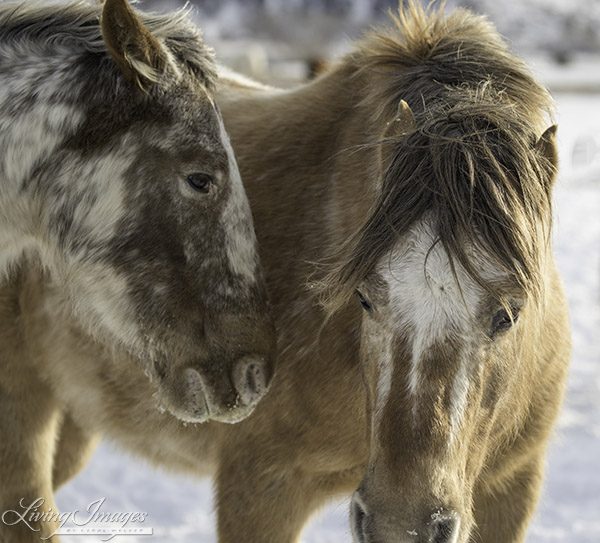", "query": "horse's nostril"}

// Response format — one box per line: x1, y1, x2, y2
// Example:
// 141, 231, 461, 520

430, 512, 460, 543
350, 493, 368, 543
232, 356, 269, 407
